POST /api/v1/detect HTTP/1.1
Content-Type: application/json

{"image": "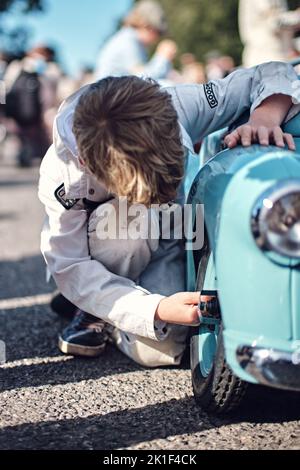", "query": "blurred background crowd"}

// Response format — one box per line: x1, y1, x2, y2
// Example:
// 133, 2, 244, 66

0, 0, 300, 167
